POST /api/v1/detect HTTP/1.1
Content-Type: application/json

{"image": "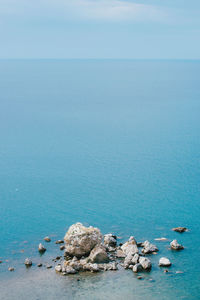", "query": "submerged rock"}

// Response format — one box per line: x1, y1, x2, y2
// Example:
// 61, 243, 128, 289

170, 240, 184, 250
64, 223, 102, 258
88, 245, 109, 263
38, 243, 46, 253
24, 258, 32, 266
172, 227, 188, 233
159, 257, 171, 267
142, 240, 158, 254
55, 240, 64, 244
